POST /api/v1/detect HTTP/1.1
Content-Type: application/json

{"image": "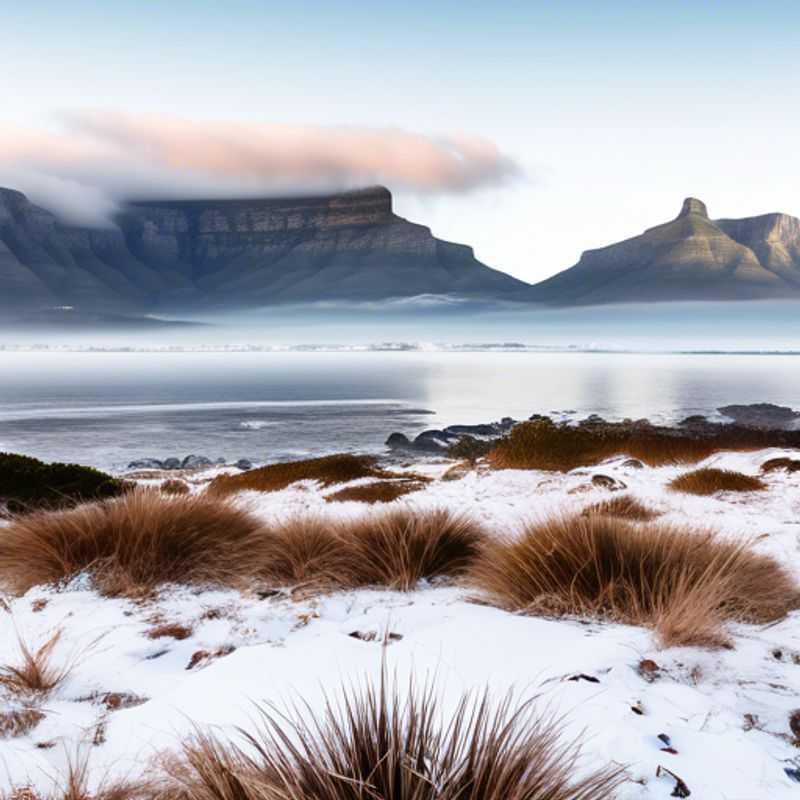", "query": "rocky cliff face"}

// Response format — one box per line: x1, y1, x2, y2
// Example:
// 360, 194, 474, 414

527, 198, 800, 304
0, 186, 527, 312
